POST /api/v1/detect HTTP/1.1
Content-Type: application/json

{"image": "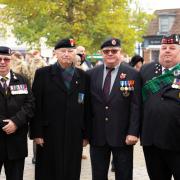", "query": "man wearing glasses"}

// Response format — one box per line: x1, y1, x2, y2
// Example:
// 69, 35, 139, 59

30, 38, 90, 180
87, 38, 141, 180
0, 46, 34, 180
